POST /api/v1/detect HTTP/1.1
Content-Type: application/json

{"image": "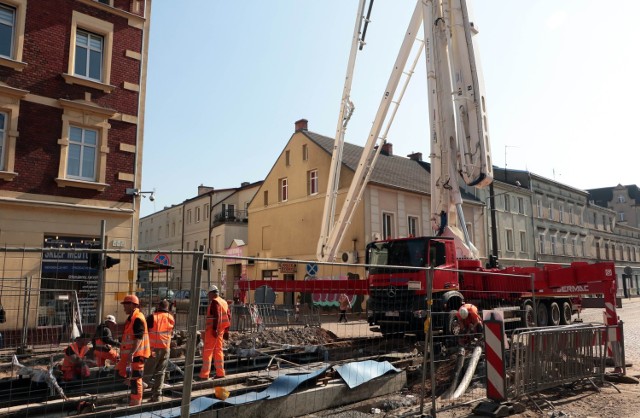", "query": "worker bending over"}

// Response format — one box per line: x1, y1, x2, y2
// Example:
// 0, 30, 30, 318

198, 285, 230, 380
143, 299, 175, 402
61, 333, 91, 381
457, 303, 483, 339
93, 315, 120, 369
117, 295, 150, 406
